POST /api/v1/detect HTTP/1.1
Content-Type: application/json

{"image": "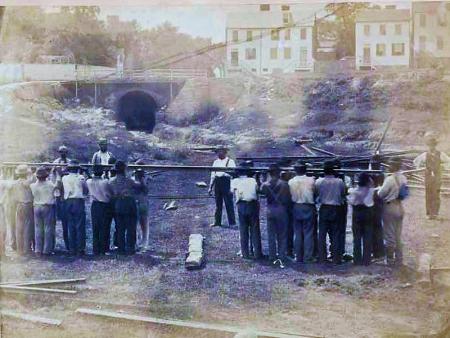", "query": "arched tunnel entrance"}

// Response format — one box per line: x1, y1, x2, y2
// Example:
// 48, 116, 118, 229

118, 91, 158, 132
